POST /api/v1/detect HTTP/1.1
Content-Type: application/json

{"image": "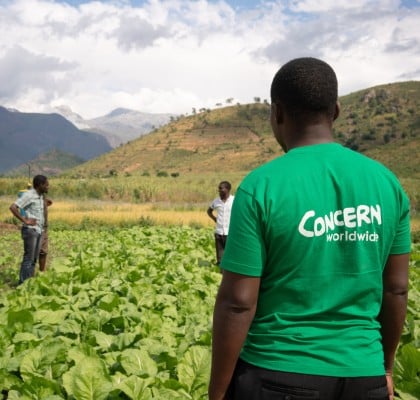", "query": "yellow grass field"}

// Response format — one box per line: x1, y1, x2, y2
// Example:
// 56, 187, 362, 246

51, 200, 214, 227
1, 196, 419, 239
0, 197, 214, 228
